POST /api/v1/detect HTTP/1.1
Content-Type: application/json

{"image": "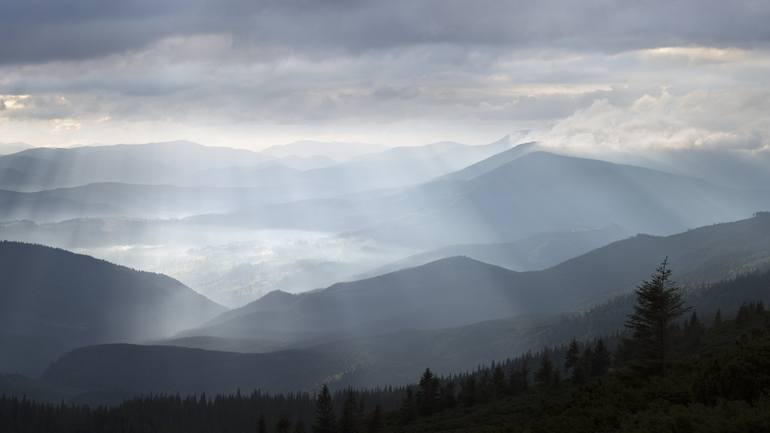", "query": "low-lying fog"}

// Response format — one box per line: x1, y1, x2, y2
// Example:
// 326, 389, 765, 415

75, 229, 416, 307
